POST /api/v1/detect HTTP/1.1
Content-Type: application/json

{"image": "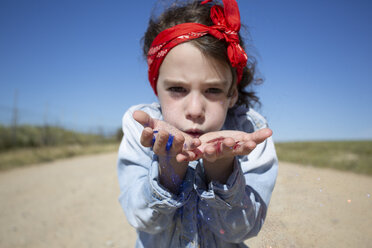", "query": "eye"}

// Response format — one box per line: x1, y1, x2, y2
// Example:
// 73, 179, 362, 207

206, 88, 223, 94
168, 87, 186, 93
